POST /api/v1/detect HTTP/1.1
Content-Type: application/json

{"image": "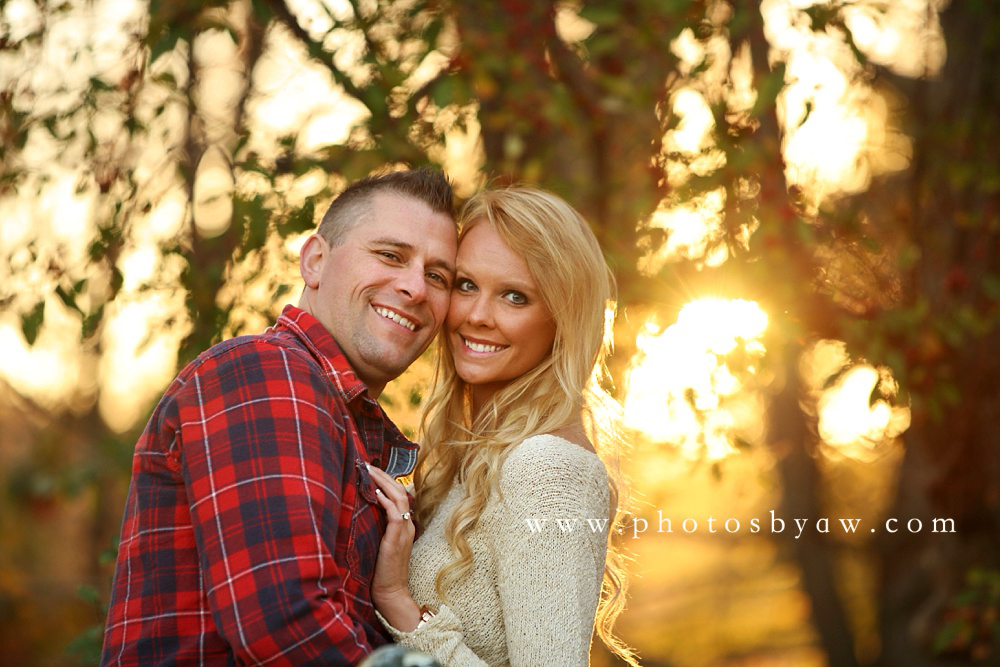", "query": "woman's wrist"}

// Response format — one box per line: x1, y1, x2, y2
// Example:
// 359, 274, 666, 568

373, 591, 422, 632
